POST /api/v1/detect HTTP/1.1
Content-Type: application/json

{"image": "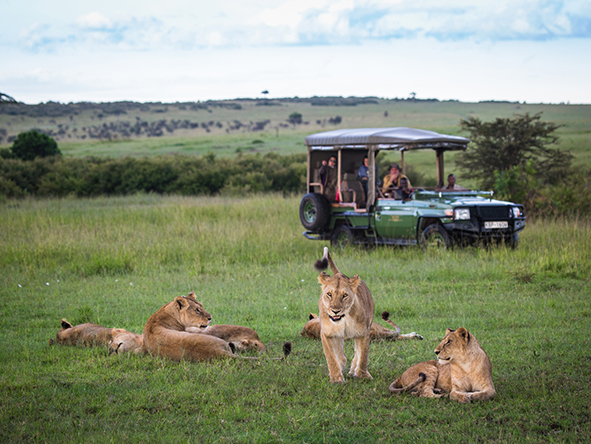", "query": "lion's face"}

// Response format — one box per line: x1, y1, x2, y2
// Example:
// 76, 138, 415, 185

175, 296, 212, 331
108, 329, 143, 354
434, 327, 470, 364
318, 272, 360, 323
